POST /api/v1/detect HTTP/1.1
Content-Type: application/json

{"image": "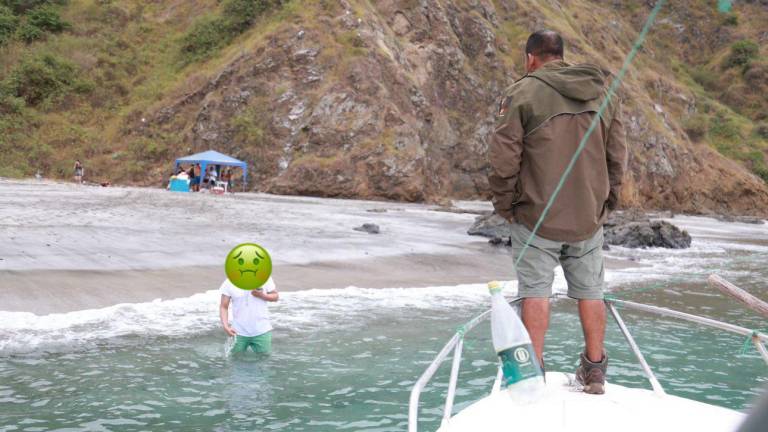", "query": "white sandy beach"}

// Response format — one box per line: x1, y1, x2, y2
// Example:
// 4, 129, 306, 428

0, 178, 551, 314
